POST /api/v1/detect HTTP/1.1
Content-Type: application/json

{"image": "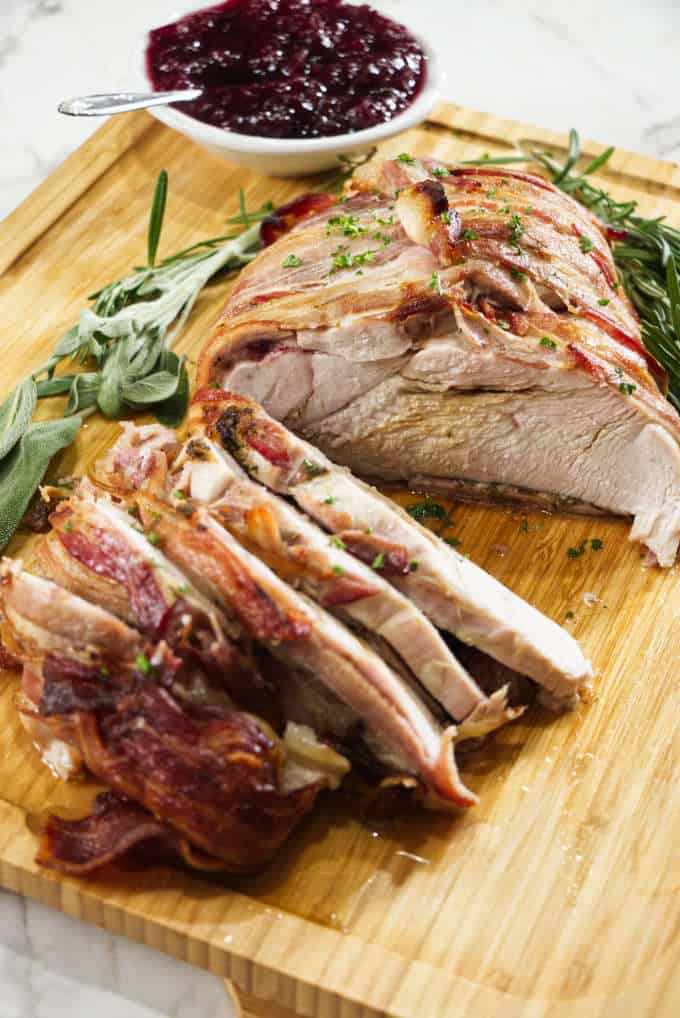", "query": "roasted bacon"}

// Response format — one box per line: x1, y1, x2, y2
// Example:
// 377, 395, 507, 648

197, 154, 680, 567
